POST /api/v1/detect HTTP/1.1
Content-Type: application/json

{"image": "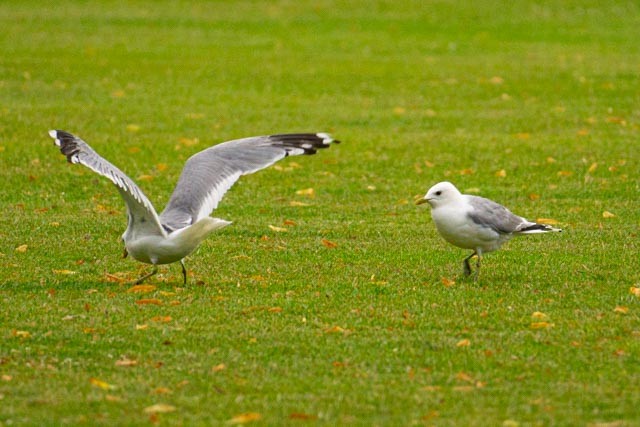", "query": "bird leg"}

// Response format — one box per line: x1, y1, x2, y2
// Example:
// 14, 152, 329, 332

180, 260, 187, 285
474, 254, 482, 282
133, 266, 158, 285
463, 251, 476, 276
